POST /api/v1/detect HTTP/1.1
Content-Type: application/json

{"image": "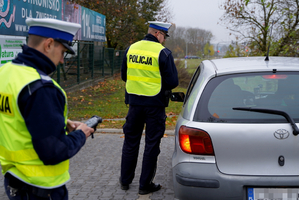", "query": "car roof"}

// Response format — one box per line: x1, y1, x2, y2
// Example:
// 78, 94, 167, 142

204, 56, 299, 76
